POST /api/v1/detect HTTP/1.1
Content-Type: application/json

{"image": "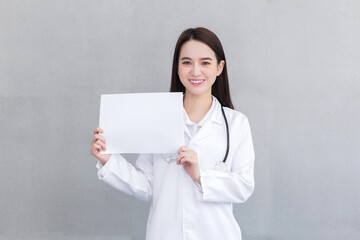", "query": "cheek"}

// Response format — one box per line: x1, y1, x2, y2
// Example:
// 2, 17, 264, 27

178, 66, 189, 79
204, 69, 218, 80
178, 65, 186, 74
177, 66, 187, 84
